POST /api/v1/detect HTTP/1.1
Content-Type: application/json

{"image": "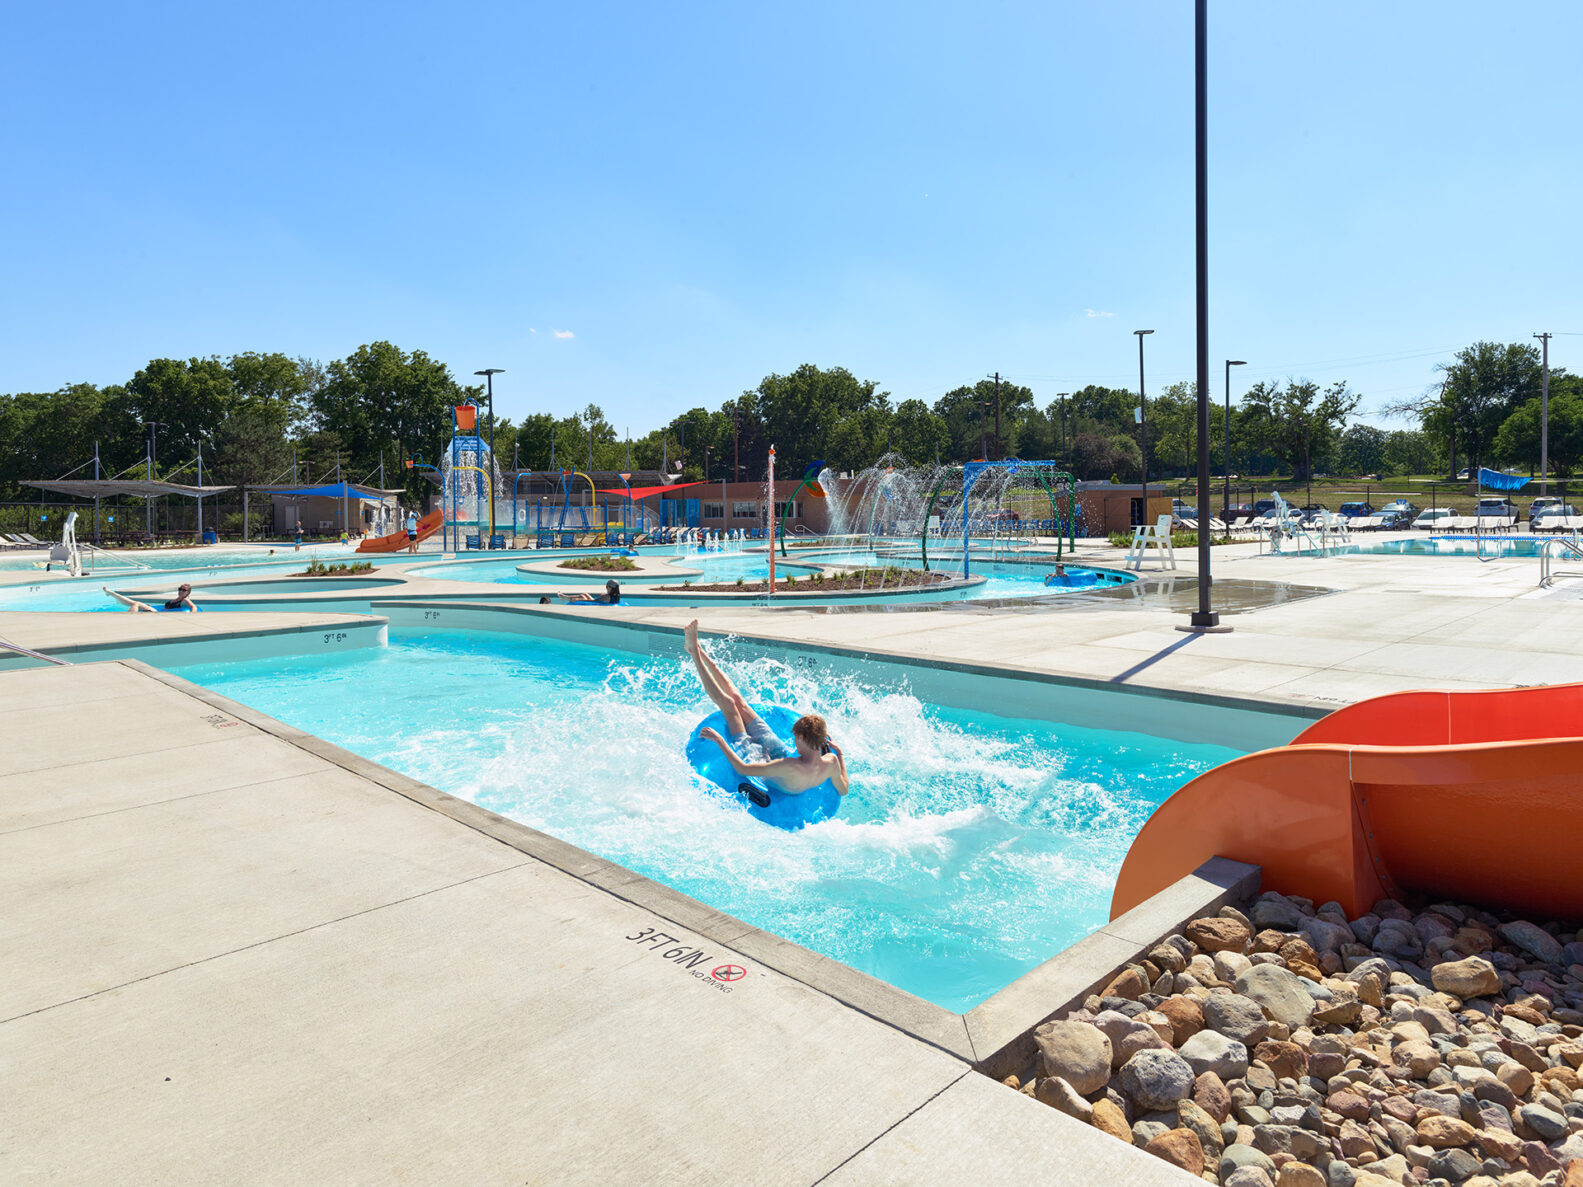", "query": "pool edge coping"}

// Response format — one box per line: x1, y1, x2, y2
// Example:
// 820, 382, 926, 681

368, 597, 1336, 720
119, 633, 1268, 1074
